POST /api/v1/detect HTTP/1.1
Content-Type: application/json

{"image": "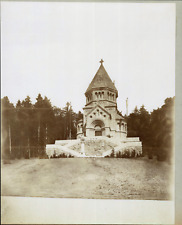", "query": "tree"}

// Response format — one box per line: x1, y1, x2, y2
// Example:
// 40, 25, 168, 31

14, 99, 24, 158
34, 94, 45, 156
34, 94, 55, 157
76, 111, 83, 122
42, 96, 55, 145
126, 106, 140, 137
21, 96, 33, 158
62, 102, 77, 139
52, 107, 65, 140
1, 95, 81, 159
138, 105, 151, 145
127, 105, 150, 144
1, 96, 15, 159
150, 97, 174, 160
